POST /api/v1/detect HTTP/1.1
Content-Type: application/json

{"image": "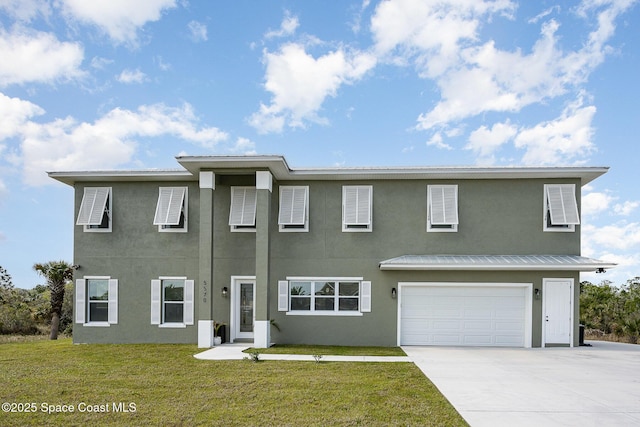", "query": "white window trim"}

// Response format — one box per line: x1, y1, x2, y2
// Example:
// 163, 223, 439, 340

342, 185, 373, 232
543, 184, 578, 232
427, 185, 458, 233
229, 186, 257, 232
154, 187, 188, 233
278, 186, 309, 232
77, 187, 112, 233
76, 276, 117, 326
151, 277, 194, 327
281, 277, 369, 316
